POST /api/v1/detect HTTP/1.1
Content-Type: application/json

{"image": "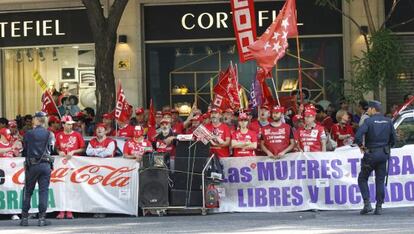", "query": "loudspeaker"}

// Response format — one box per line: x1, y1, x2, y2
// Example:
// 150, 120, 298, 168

139, 168, 169, 207
169, 189, 203, 207
175, 141, 210, 158
142, 152, 169, 169
175, 157, 206, 173
171, 172, 202, 191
